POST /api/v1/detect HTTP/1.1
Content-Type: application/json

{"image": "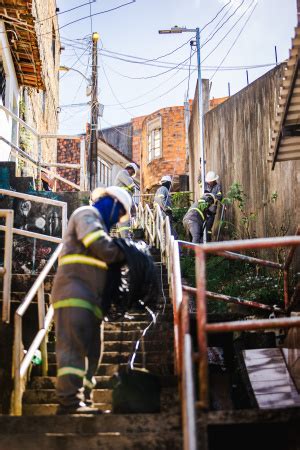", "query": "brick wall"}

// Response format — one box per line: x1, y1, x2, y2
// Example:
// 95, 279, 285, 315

131, 115, 146, 165
57, 138, 80, 191
141, 106, 187, 193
